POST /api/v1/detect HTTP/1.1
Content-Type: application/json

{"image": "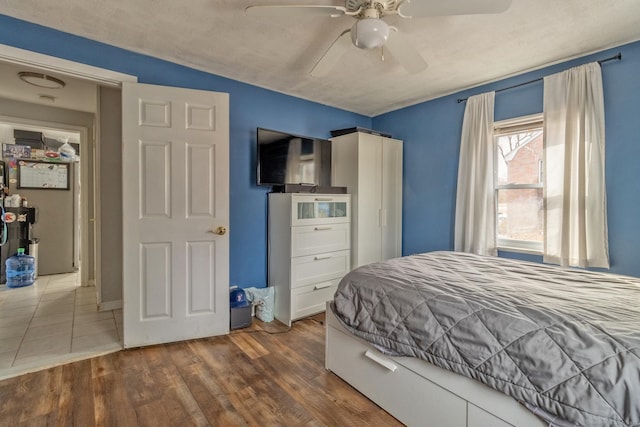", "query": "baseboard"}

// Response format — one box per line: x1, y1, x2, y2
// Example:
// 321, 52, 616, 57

98, 299, 122, 312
